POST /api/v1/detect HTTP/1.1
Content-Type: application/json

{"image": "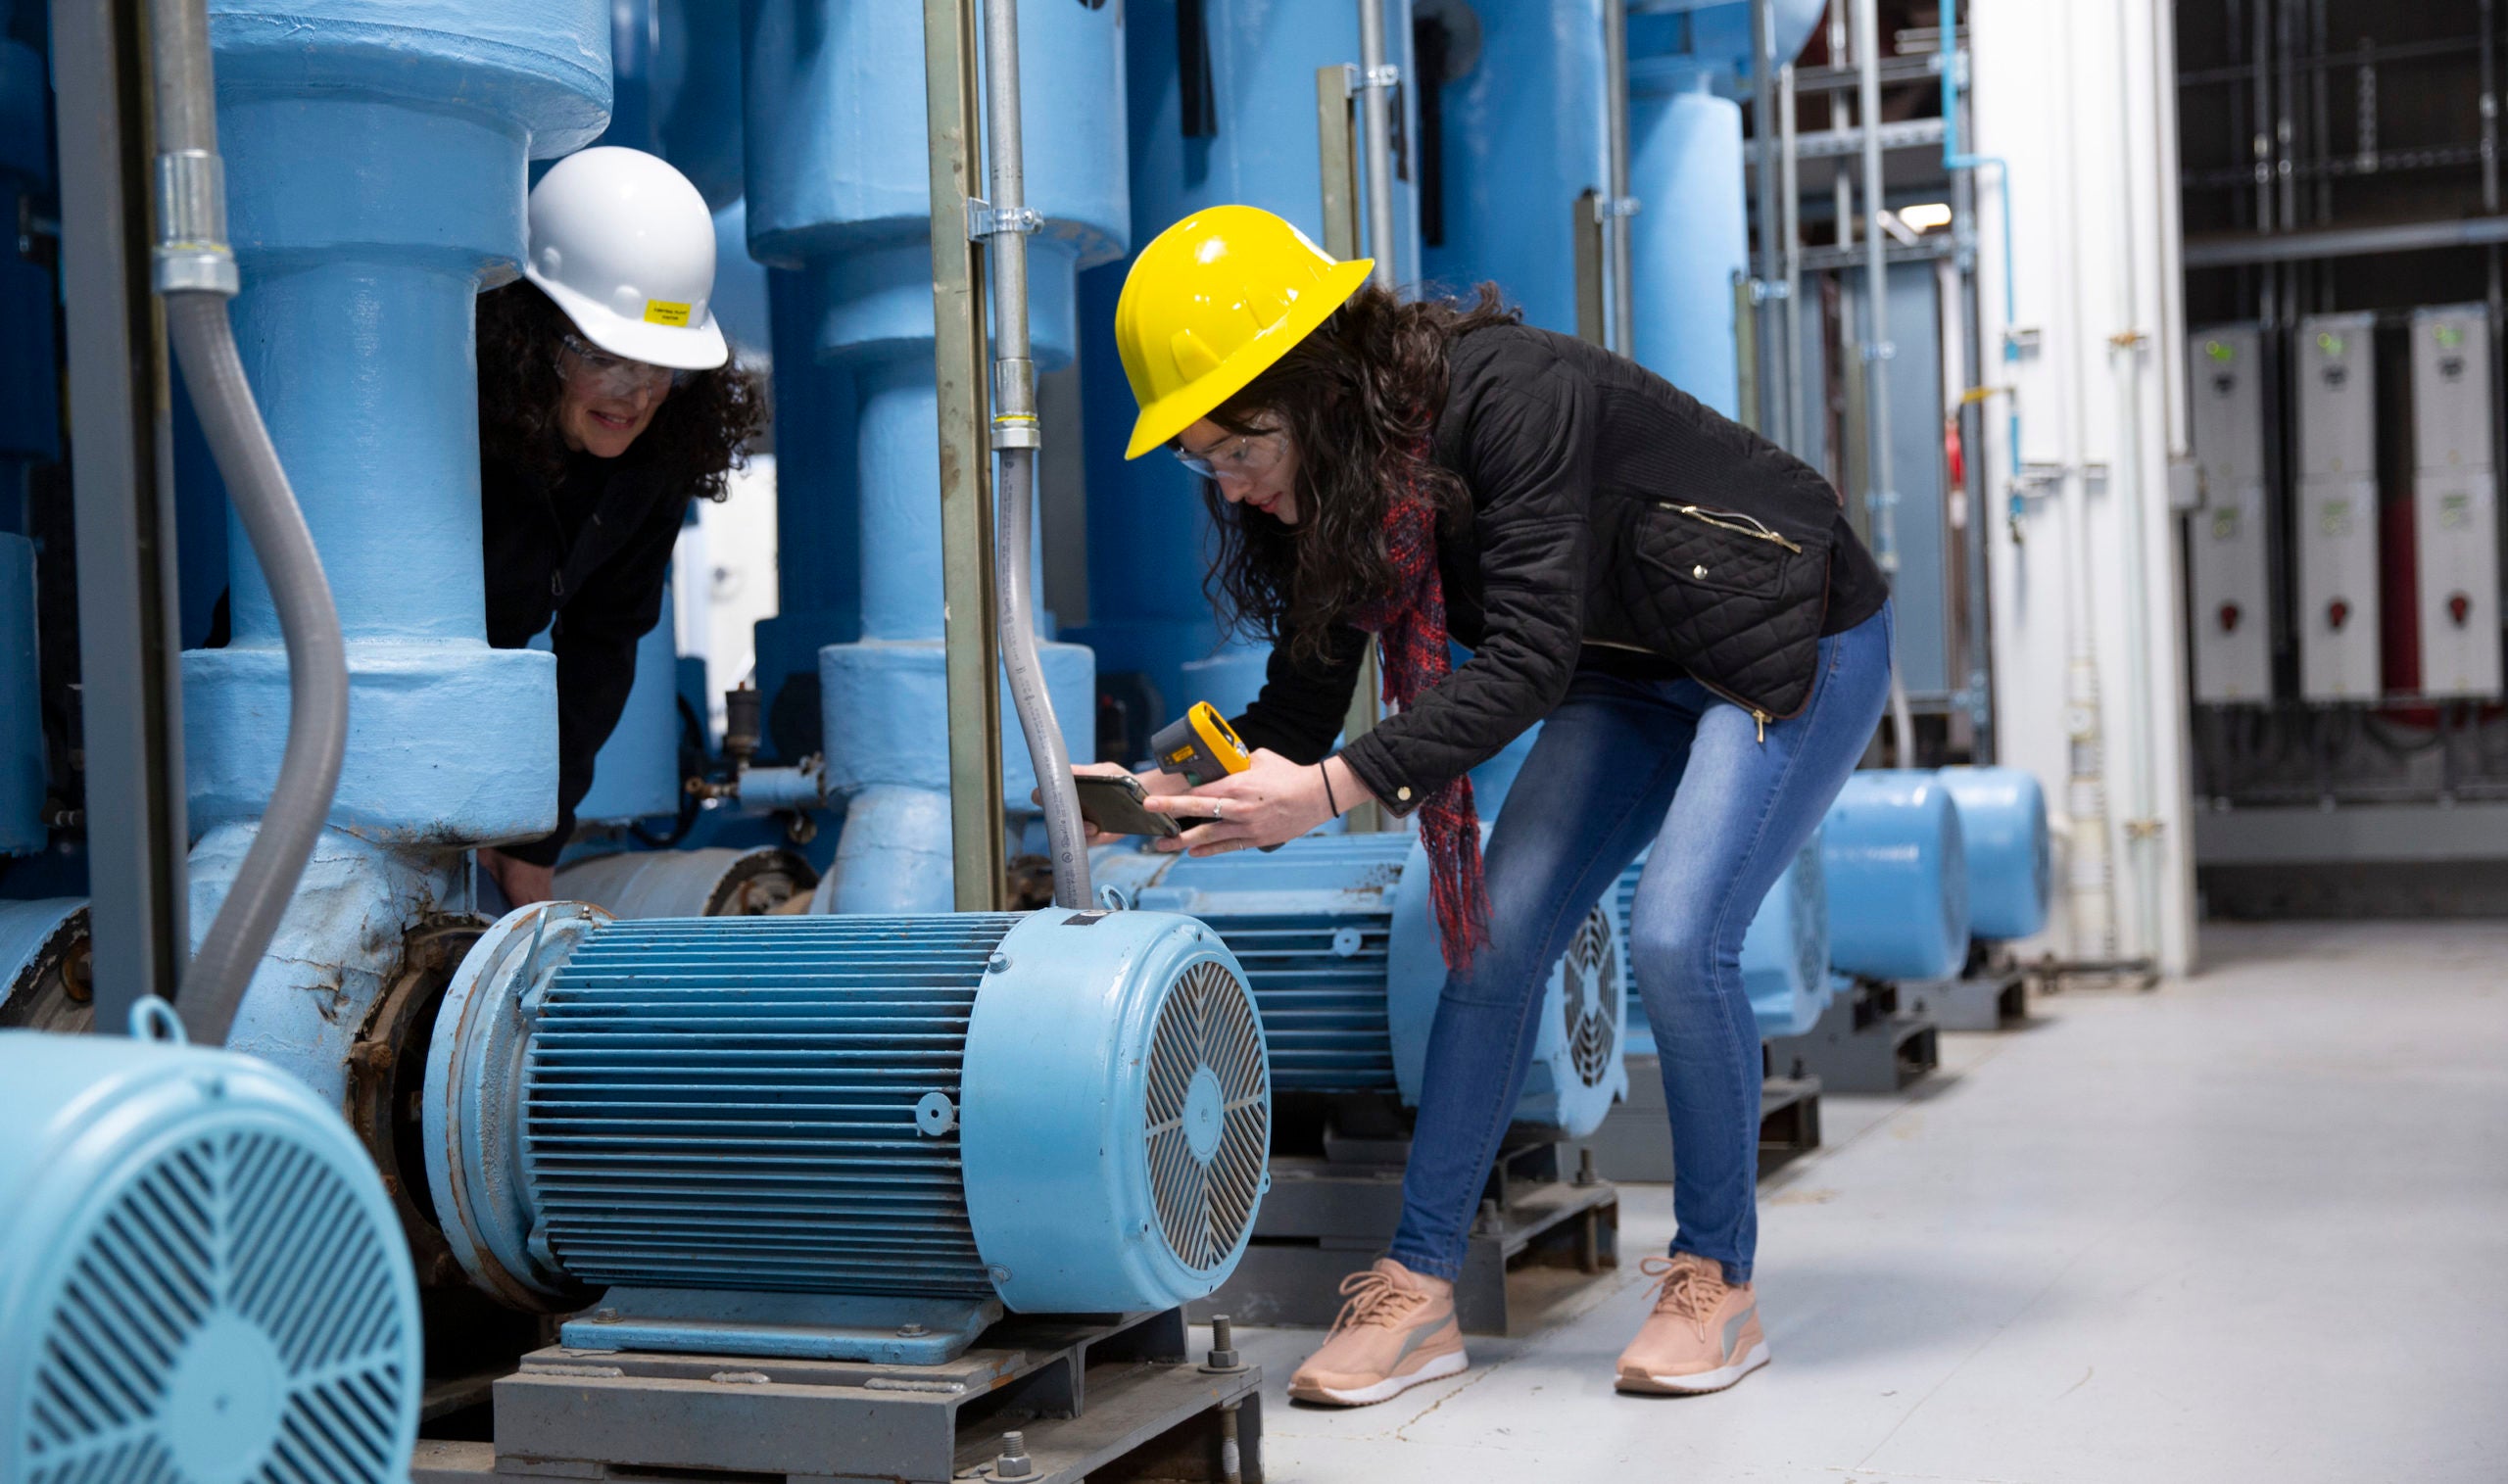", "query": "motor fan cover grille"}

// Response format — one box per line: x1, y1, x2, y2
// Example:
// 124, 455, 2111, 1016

18, 1128, 412, 1484
1560, 905, 1619, 1087
1143, 959, 1269, 1273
